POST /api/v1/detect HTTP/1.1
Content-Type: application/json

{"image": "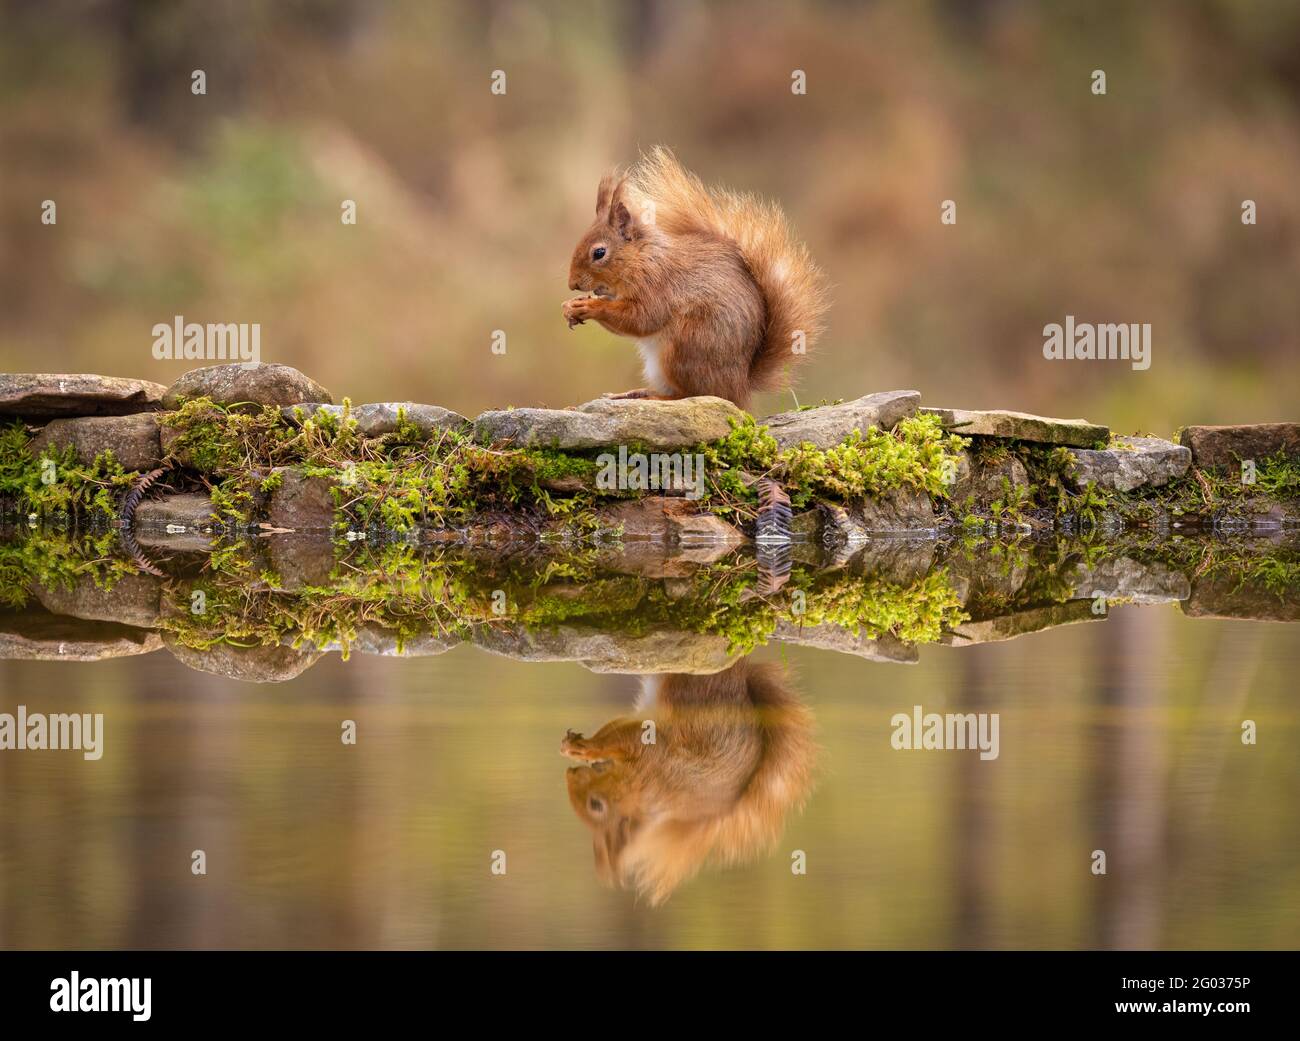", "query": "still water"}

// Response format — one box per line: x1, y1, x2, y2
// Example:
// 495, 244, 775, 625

1, 602, 1295, 950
